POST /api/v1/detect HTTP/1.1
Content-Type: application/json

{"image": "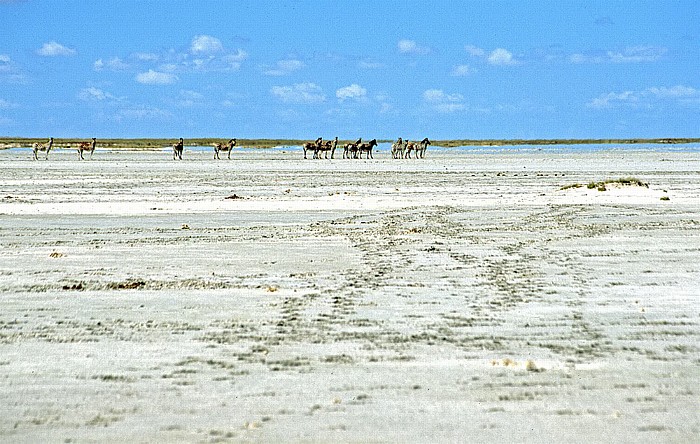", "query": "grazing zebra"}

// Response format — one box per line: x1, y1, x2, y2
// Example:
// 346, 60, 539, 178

32, 137, 54, 160
316, 137, 338, 159
343, 138, 362, 159
357, 139, 378, 159
172, 137, 184, 160
77, 137, 96, 160
303, 137, 322, 159
213, 138, 236, 160
391, 137, 405, 159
